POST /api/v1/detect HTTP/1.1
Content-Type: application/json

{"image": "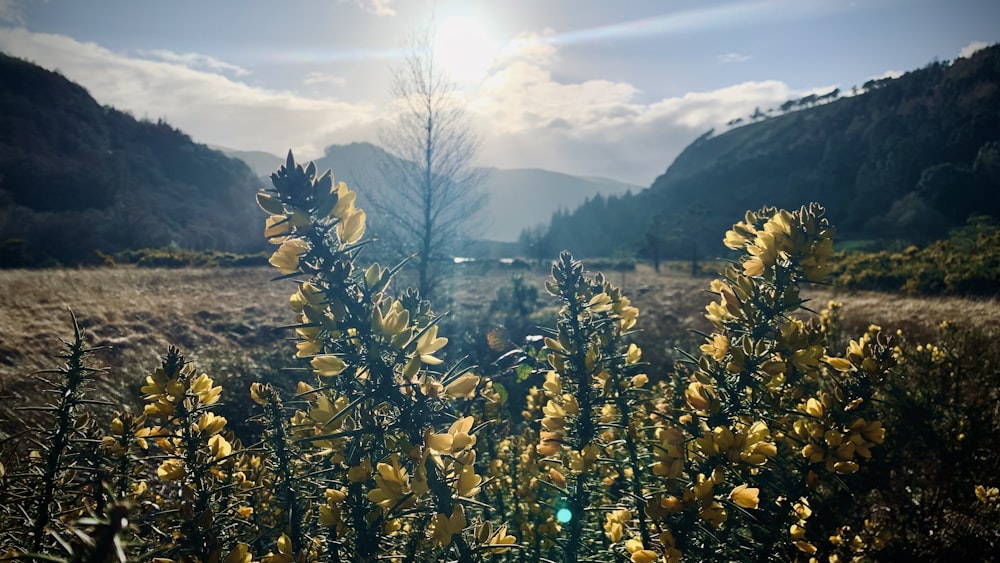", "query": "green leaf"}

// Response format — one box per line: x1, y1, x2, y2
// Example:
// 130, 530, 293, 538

515, 364, 532, 382
493, 381, 509, 404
